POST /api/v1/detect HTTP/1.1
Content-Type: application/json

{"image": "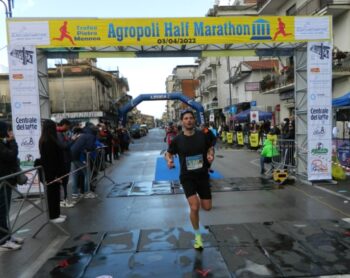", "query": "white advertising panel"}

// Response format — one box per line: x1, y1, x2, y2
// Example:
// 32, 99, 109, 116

307, 42, 332, 180
8, 21, 50, 45
295, 17, 330, 40
8, 45, 42, 193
